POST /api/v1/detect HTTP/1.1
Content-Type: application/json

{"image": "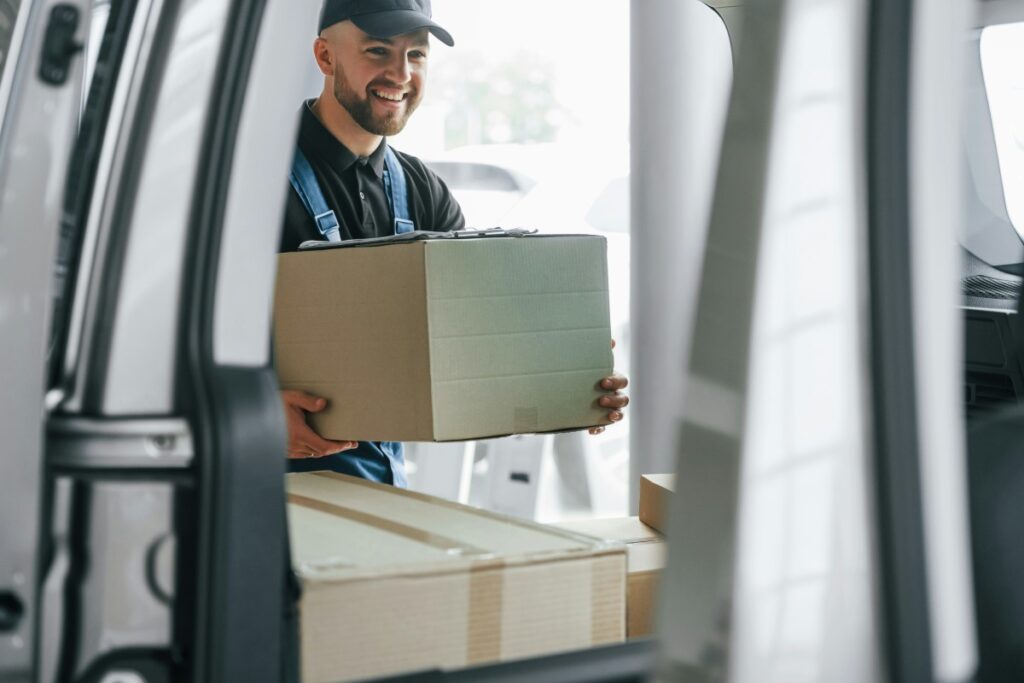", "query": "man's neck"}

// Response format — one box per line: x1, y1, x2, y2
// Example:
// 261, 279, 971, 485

310, 94, 383, 158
